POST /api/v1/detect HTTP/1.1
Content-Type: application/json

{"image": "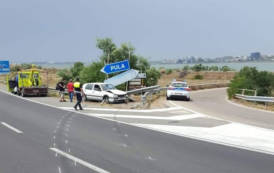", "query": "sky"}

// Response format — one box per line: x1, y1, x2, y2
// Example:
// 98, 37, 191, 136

1, 0, 274, 62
